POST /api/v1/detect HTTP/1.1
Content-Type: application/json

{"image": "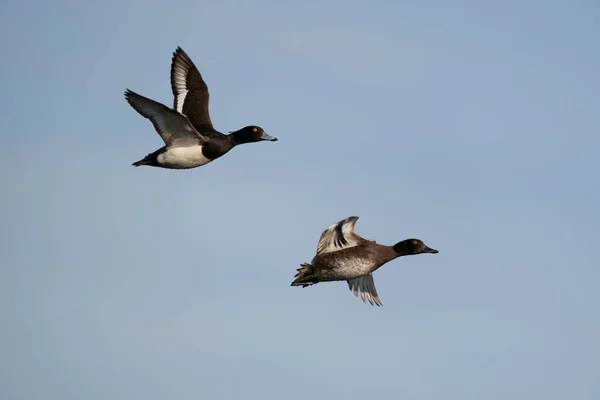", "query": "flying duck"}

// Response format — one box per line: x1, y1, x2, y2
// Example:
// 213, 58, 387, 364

125, 47, 277, 169
291, 216, 439, 306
